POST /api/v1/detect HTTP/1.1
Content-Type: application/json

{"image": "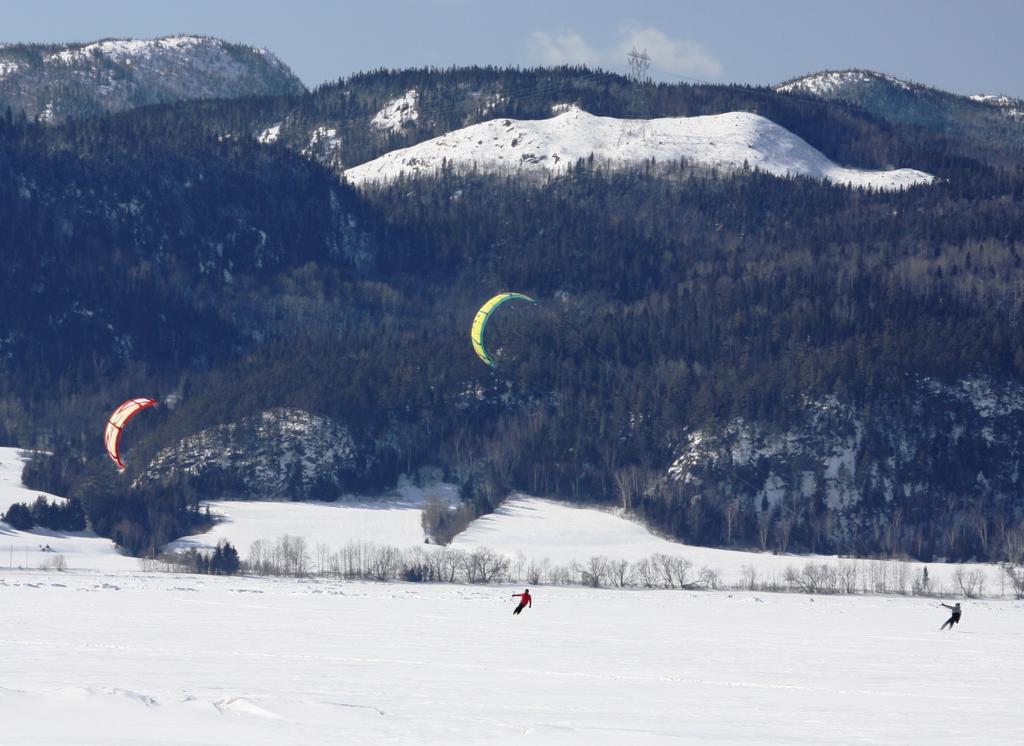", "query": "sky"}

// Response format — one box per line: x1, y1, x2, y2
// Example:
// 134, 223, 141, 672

3, 0, 1023, 97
